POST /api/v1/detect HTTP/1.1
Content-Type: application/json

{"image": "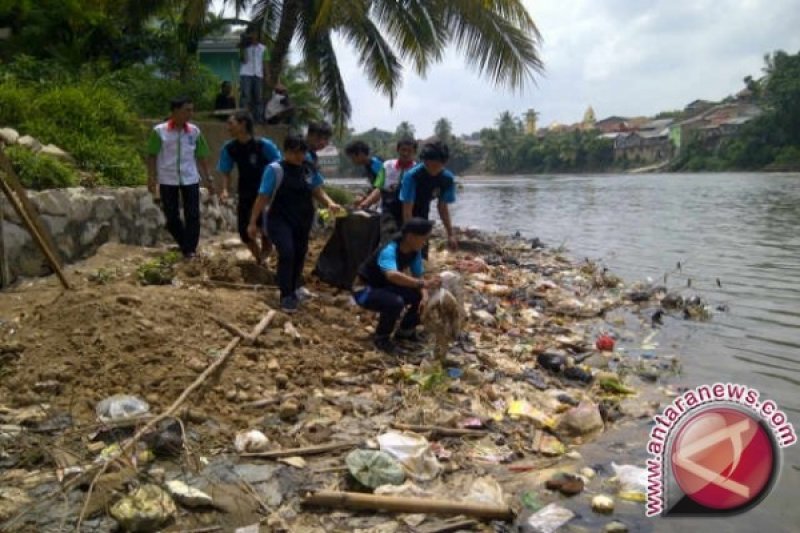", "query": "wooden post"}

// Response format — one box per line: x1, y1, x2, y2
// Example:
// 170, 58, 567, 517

0, 158, 70, 289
